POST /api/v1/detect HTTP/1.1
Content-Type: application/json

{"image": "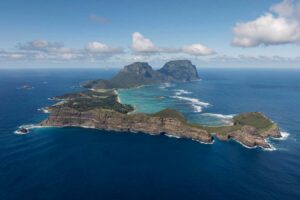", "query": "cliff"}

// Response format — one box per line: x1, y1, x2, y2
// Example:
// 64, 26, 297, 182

41, 90, 281, 149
